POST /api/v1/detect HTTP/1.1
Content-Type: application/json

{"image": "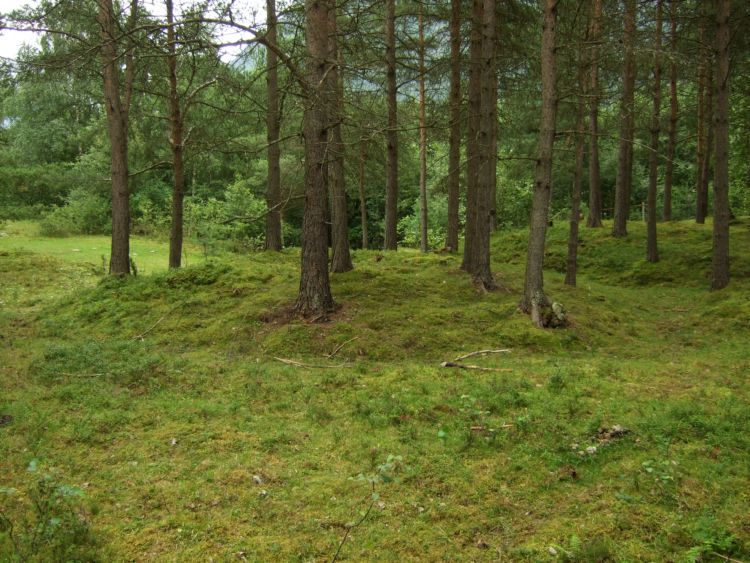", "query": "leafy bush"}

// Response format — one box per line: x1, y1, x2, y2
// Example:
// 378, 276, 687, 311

185, 177, 268, 251
0, 462, 97, 561
398, 194, 463, 249
38, 187, 110, 237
